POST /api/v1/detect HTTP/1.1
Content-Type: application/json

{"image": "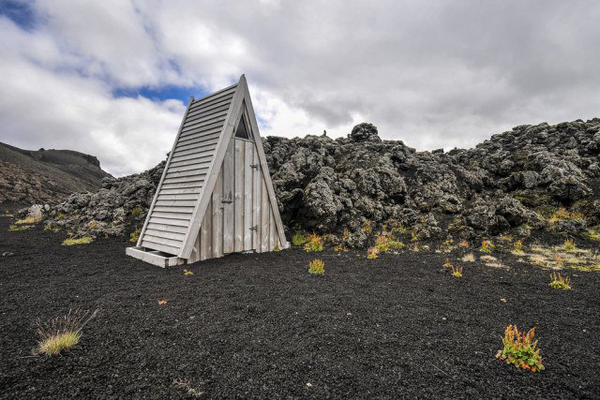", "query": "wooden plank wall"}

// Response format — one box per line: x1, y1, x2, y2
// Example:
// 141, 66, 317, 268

140, 85, 237, 256
188, 137, 280, 263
